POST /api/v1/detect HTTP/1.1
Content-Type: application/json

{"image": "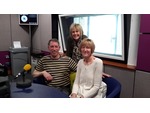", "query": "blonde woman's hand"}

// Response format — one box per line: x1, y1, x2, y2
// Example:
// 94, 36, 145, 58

59, 52, 66, 57
70, 93, 77, 98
